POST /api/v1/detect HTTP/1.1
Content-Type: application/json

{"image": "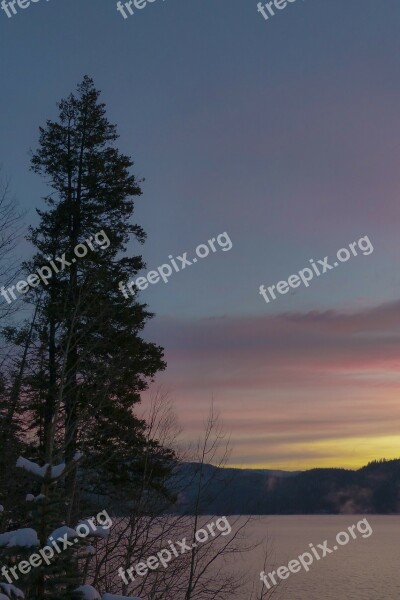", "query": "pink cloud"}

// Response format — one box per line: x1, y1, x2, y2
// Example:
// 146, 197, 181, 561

145, 300, 400, 467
